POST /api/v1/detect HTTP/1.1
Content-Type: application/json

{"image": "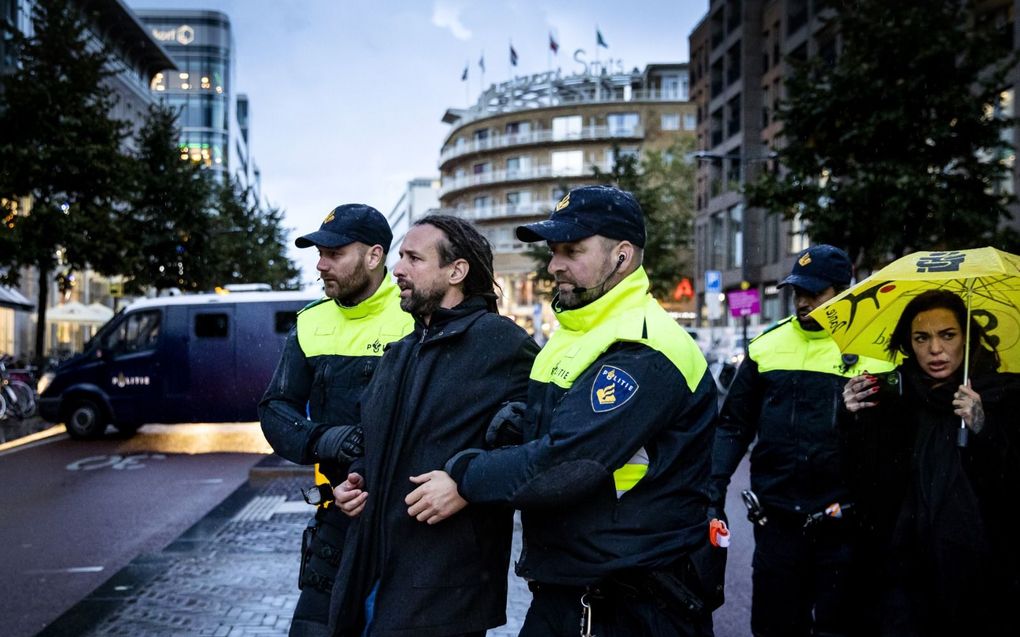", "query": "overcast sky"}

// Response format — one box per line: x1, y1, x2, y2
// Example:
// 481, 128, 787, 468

126, 1, 708, 284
